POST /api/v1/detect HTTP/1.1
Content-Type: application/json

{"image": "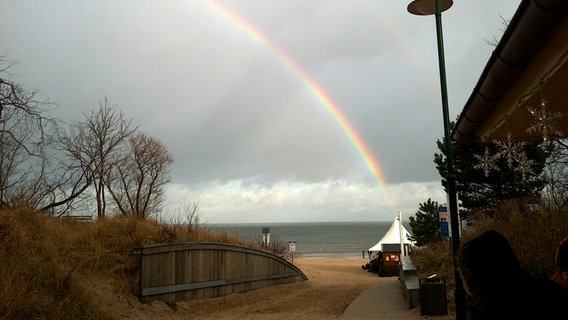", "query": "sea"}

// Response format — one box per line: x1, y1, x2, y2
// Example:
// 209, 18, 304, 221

205, 221, 394, 259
